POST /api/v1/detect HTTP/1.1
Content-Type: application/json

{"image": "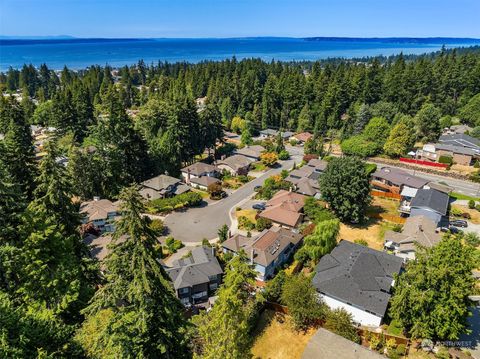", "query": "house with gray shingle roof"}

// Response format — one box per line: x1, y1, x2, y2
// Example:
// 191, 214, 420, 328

410, 188, 449, 225
165, 246, 223, 305
312, 240, 403, 327
140, 174, 190, 201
